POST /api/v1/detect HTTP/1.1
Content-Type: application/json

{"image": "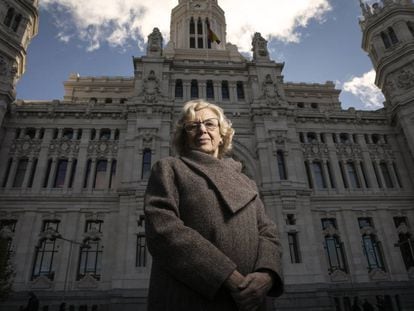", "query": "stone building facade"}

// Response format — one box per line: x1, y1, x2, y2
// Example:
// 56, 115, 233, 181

0, 0, 414, 310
